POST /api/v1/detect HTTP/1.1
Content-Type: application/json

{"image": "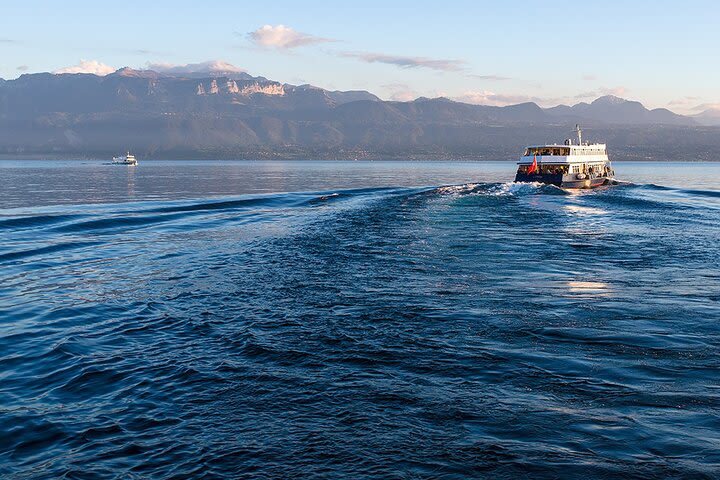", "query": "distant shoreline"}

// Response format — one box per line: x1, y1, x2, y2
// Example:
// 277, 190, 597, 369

1, 156, 719, 163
